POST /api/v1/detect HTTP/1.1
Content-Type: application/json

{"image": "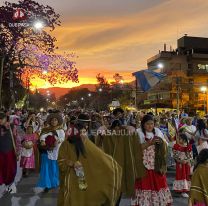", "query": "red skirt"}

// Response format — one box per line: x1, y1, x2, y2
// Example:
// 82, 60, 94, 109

173, 162, 191, 192
0, 150, 17, 185
132, 170, 172, 206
